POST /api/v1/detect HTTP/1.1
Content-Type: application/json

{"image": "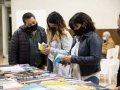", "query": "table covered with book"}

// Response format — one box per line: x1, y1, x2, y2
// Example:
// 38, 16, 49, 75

0, 64, 110, 90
